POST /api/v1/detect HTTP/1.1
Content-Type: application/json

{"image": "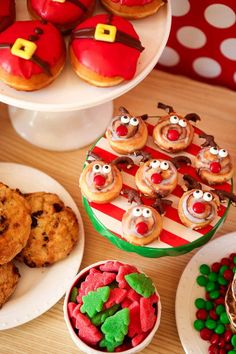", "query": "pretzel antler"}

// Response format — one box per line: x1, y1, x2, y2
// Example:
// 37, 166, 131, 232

185, 113, 201, 122
122, 189, 142, 205
152, 195, 172, 215
119, 106, 130, 115
214, 190, 236, 205
171, 155, 192, 169
112, 156, 134, 170
199, 133, 218, 148
87, 151, 103, 163
183, 174, 202, 191
157, 102, 174, 114
133, 150, 152, 163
